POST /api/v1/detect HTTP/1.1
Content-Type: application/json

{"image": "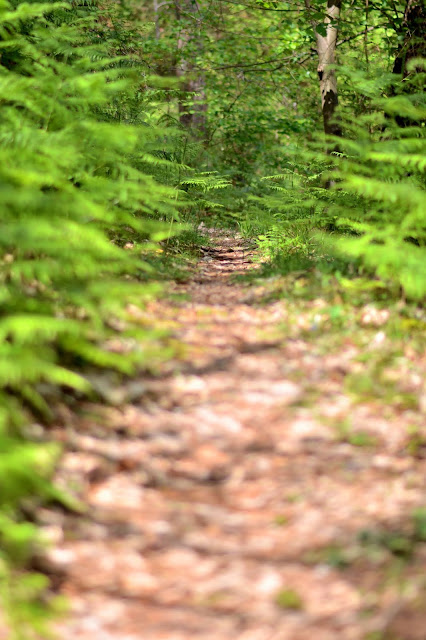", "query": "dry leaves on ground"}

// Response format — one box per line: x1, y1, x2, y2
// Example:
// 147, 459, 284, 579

35, 230, 426, 640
